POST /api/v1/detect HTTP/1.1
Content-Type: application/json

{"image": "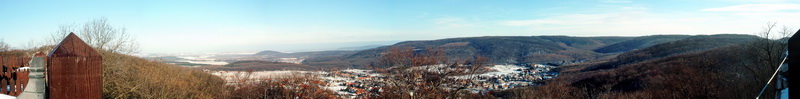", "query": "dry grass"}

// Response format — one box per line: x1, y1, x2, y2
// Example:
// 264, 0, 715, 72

228, 71, 338, 99
101, 50, 229, 98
